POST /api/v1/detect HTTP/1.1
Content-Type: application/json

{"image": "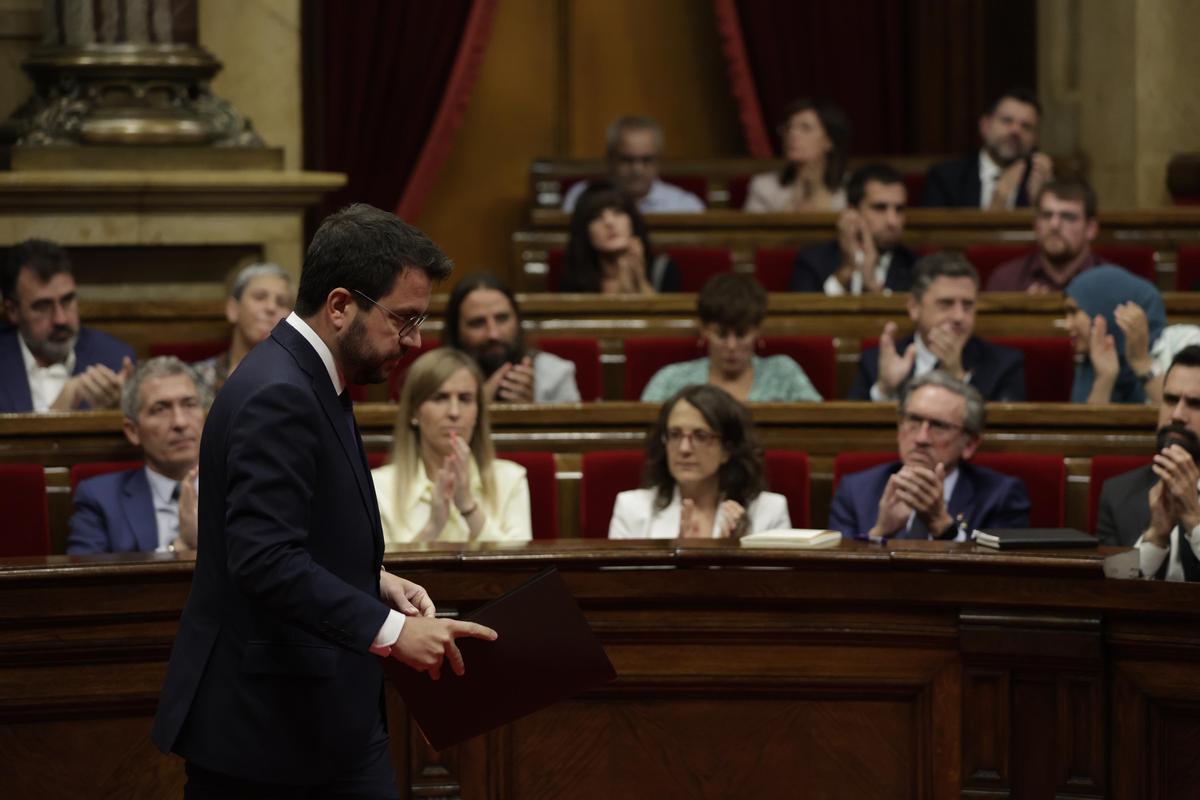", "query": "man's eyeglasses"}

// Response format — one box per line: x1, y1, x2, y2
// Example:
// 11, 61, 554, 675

352, 289, 425, 339
899, 411, 966, 440
662, 428, 721, 448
